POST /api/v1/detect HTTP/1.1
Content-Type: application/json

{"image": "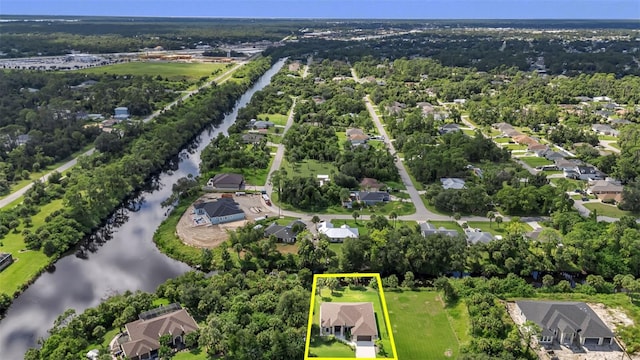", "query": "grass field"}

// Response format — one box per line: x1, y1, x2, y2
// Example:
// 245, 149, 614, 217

307, 336, 356, 358
258, 113, 288, 126
310, 284, 394, 359
386, 290, 469, 359
519, 156, 553, 168
465, 220, 533, 236
173, 348, 209, 360
0, 199, 64, 296
427, 221, 464, 233
282, 159, 338, 179
584, 202, 638, 219
78, 61, 228, 82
